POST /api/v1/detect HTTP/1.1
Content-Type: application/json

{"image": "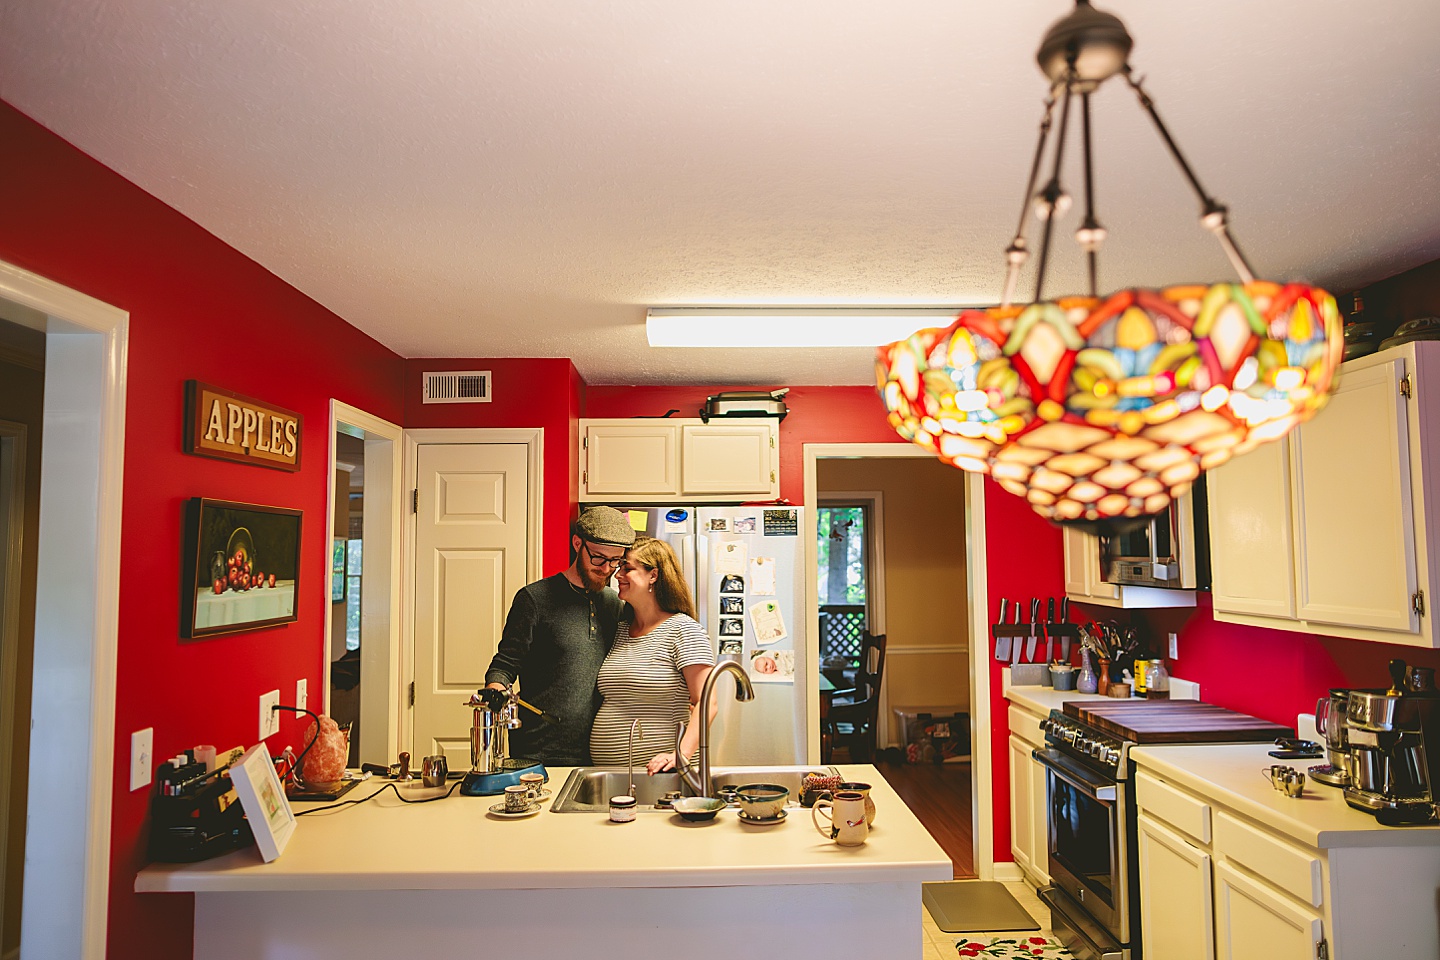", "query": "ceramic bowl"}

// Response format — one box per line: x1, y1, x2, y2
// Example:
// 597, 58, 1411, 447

671, 796, 726, 822
735, 783, 789, 820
